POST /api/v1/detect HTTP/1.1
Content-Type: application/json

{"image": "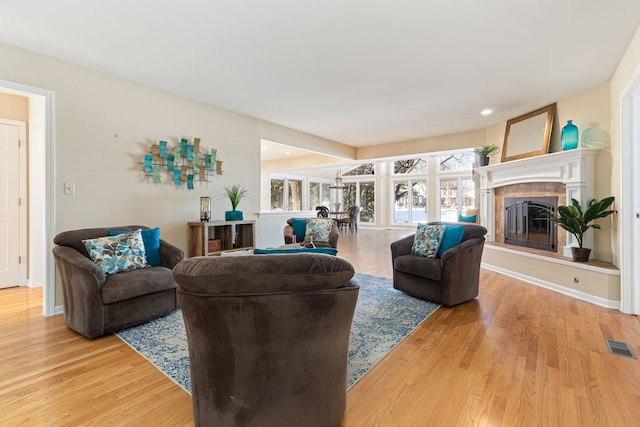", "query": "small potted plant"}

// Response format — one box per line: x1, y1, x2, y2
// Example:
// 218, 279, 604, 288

223, 183, 250, 221
475, 144, 500, 166
543, 197, 616, 262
